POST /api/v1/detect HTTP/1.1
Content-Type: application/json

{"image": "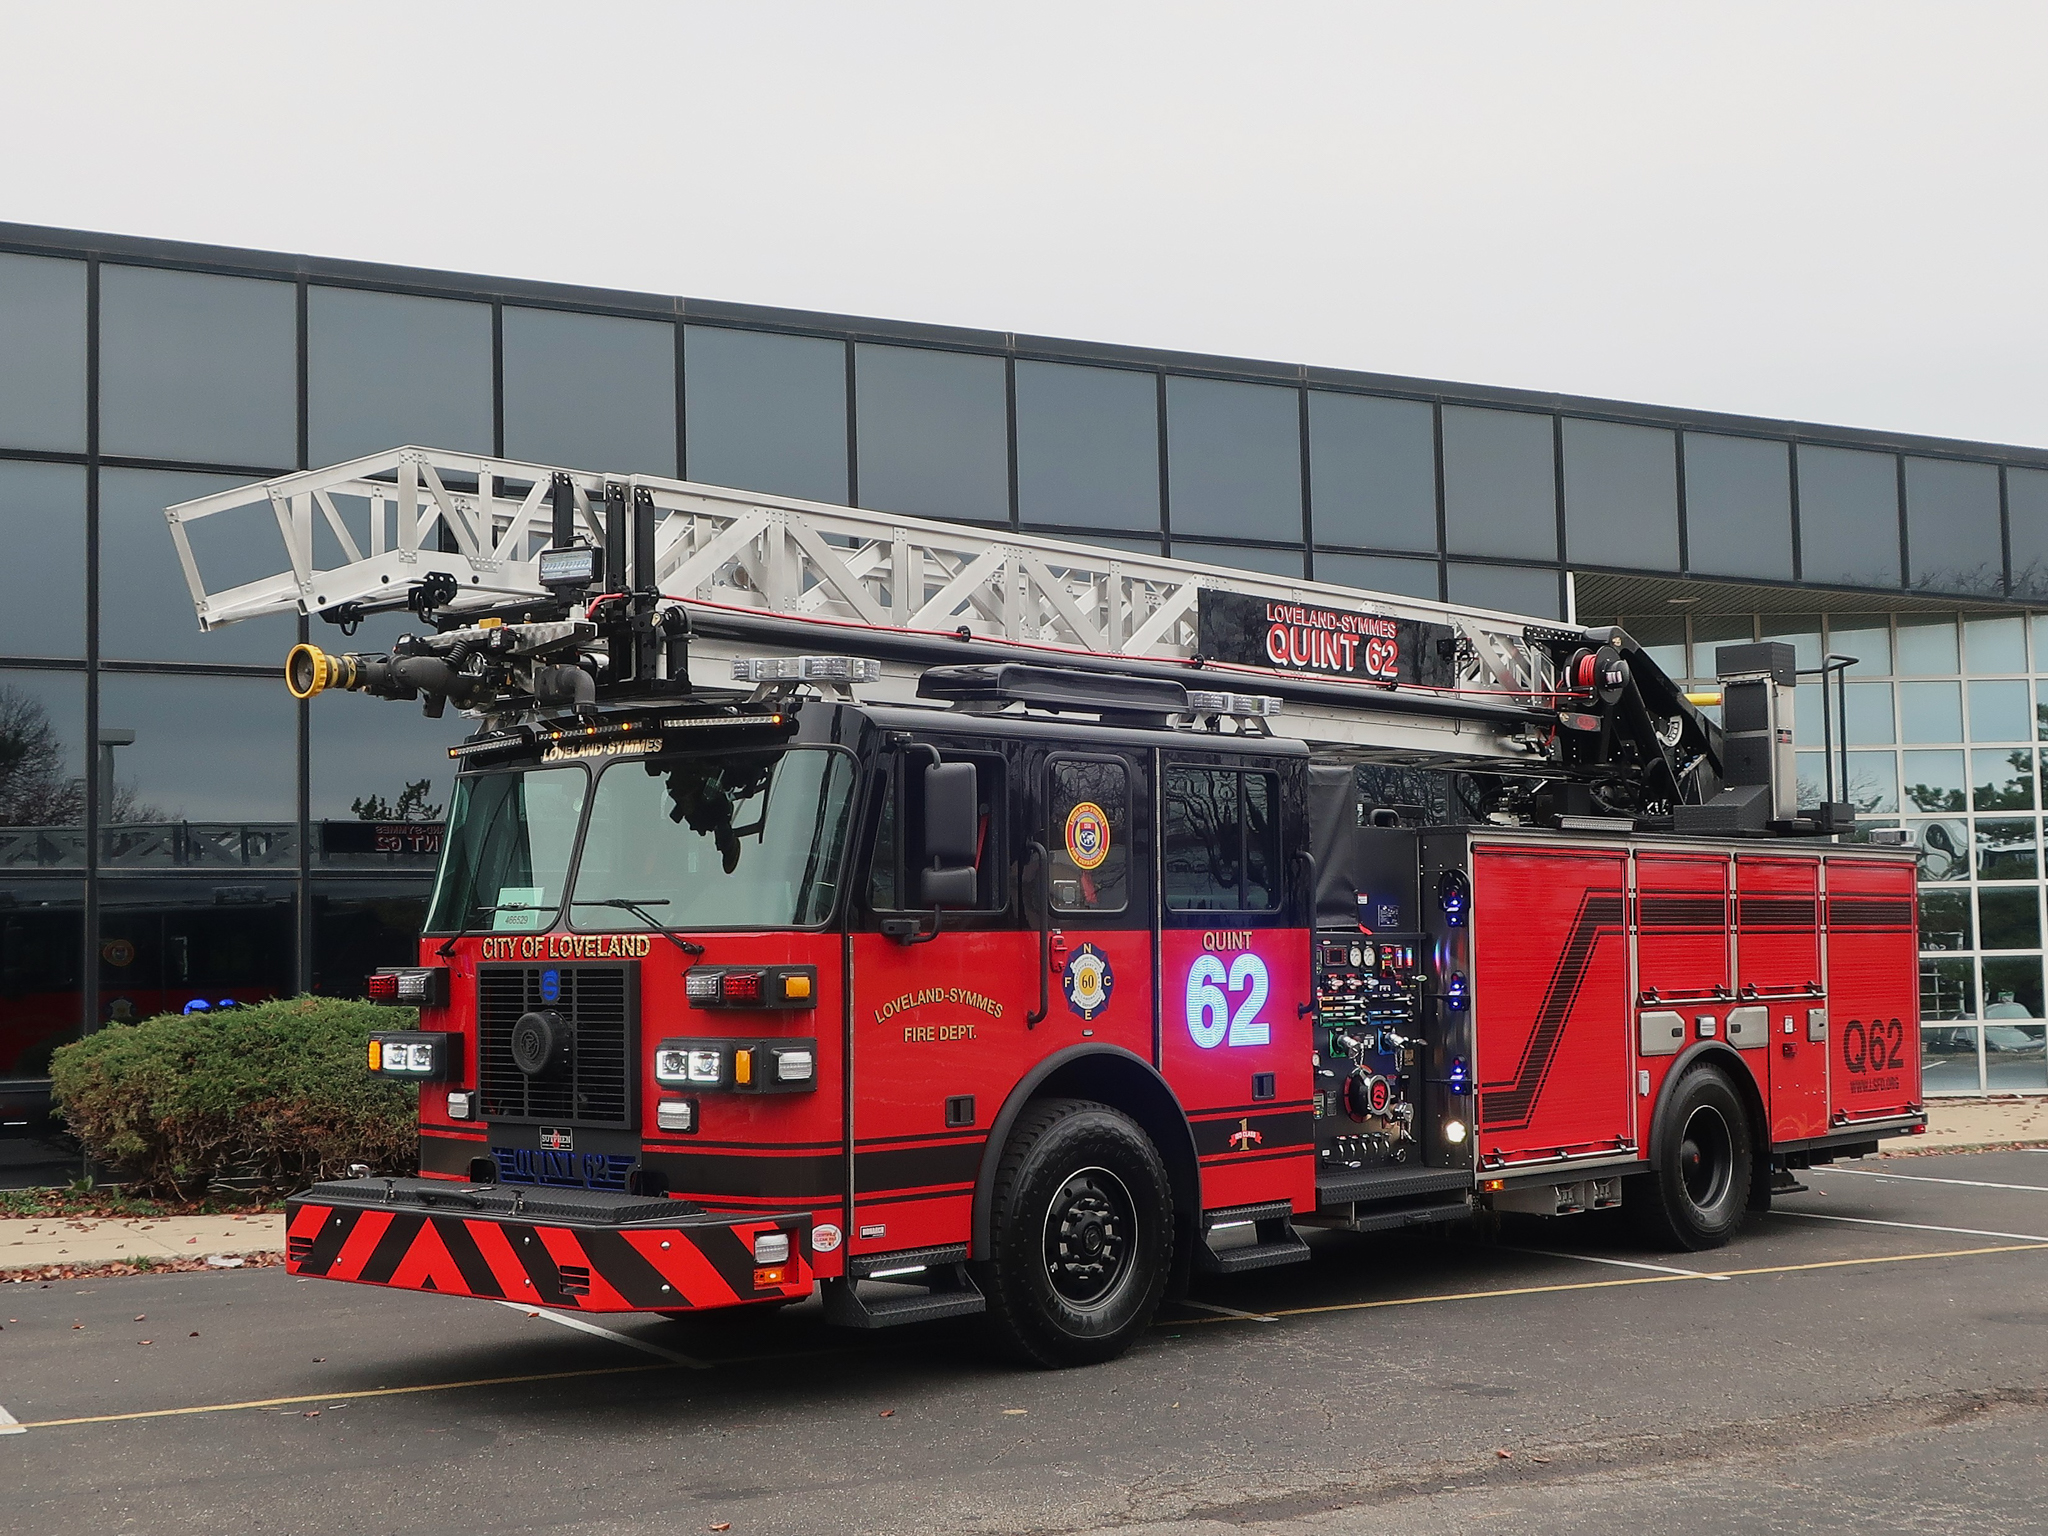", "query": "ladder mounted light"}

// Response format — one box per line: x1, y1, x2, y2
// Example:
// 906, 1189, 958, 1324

732, 655, 881, 684
1185, 689, 1282, 718
537, 544, 604, 590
